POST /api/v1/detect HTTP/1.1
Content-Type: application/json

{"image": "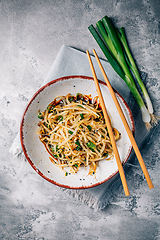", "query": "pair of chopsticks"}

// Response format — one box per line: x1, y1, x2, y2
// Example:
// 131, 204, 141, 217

86, 49, 154, 196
